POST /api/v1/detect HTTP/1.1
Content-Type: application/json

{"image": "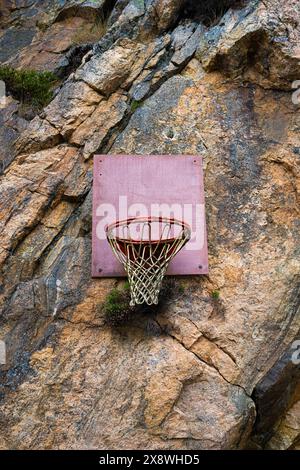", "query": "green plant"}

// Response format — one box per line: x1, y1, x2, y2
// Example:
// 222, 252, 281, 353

131, 100, 143, 112
103, 277, 182, 326
209, 289, 226, 319
0, 66, 57, 109
178, 285, 185, 294
211, 289, 220, 300
123, 280, 130, 291
103, 287, 132, 326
